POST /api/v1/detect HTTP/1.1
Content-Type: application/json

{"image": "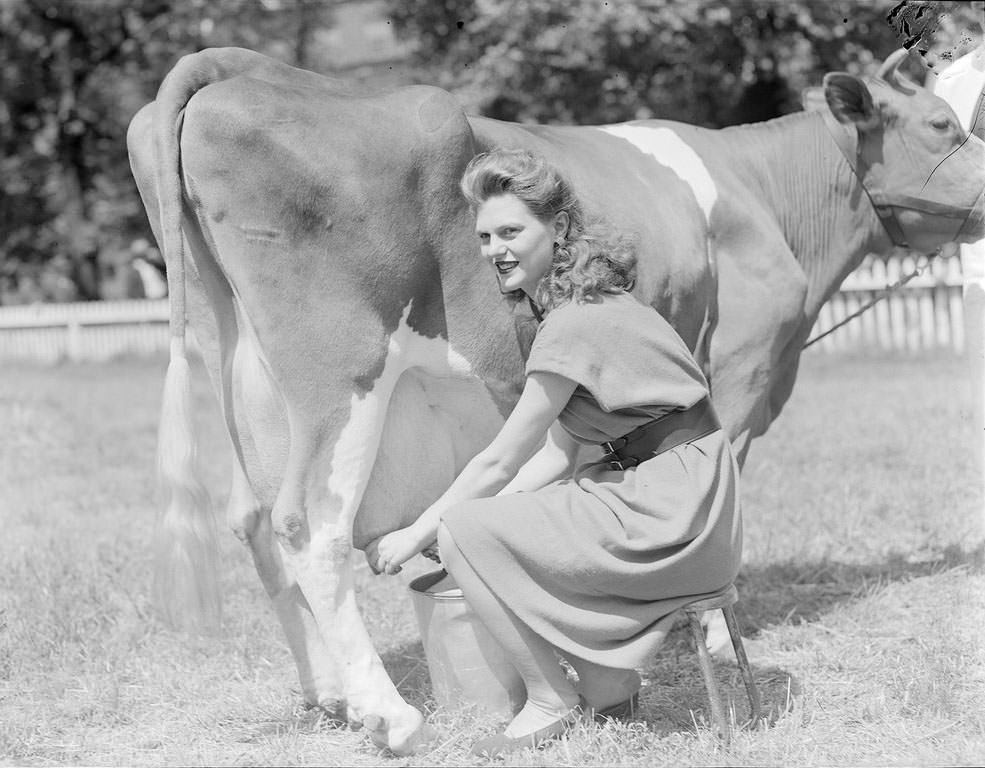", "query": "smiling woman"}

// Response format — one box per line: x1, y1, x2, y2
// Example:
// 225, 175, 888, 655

367, 148, 741, 758
460, 149, 638, 314
474, 193, 559, 296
